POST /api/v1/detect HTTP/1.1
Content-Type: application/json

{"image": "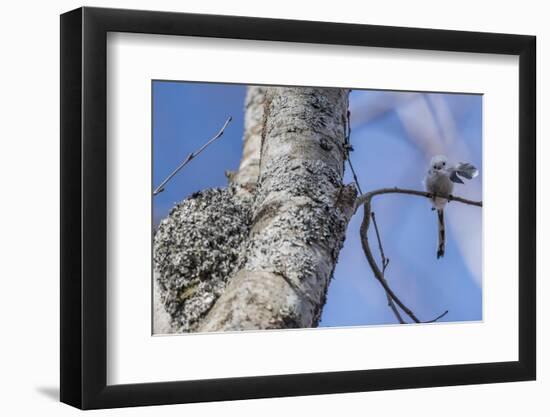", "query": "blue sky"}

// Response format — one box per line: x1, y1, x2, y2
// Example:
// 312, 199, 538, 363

153, 81, 483, 327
